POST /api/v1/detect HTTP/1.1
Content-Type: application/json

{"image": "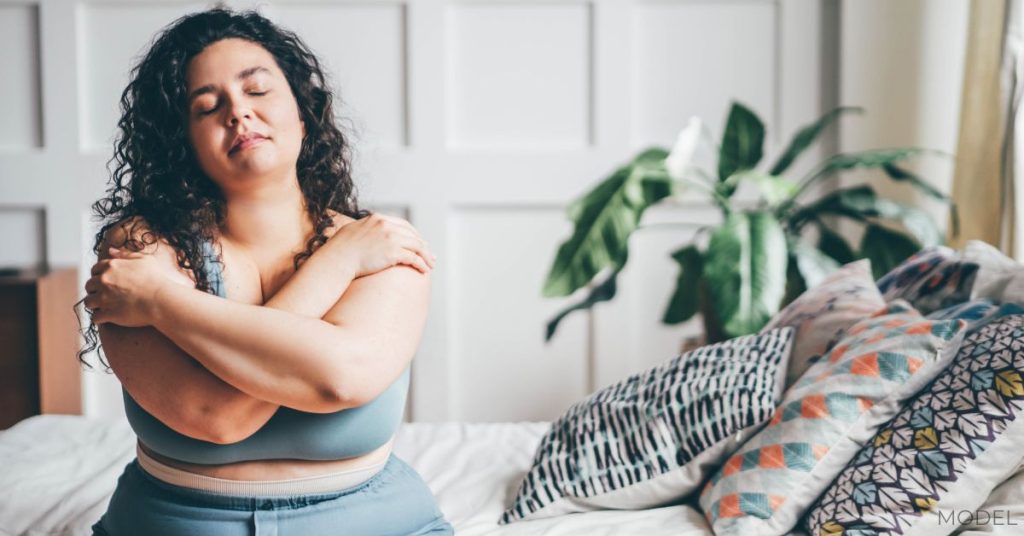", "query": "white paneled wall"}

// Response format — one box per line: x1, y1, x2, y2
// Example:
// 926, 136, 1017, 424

0, 0, 836, 423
